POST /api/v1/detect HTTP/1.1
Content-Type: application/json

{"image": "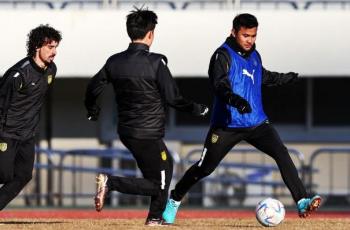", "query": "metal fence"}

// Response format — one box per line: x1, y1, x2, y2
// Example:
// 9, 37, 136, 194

306, 147, 350, 207
14, 146, 350, 208
181, 148, 306, 207
26, 147, 181, 207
